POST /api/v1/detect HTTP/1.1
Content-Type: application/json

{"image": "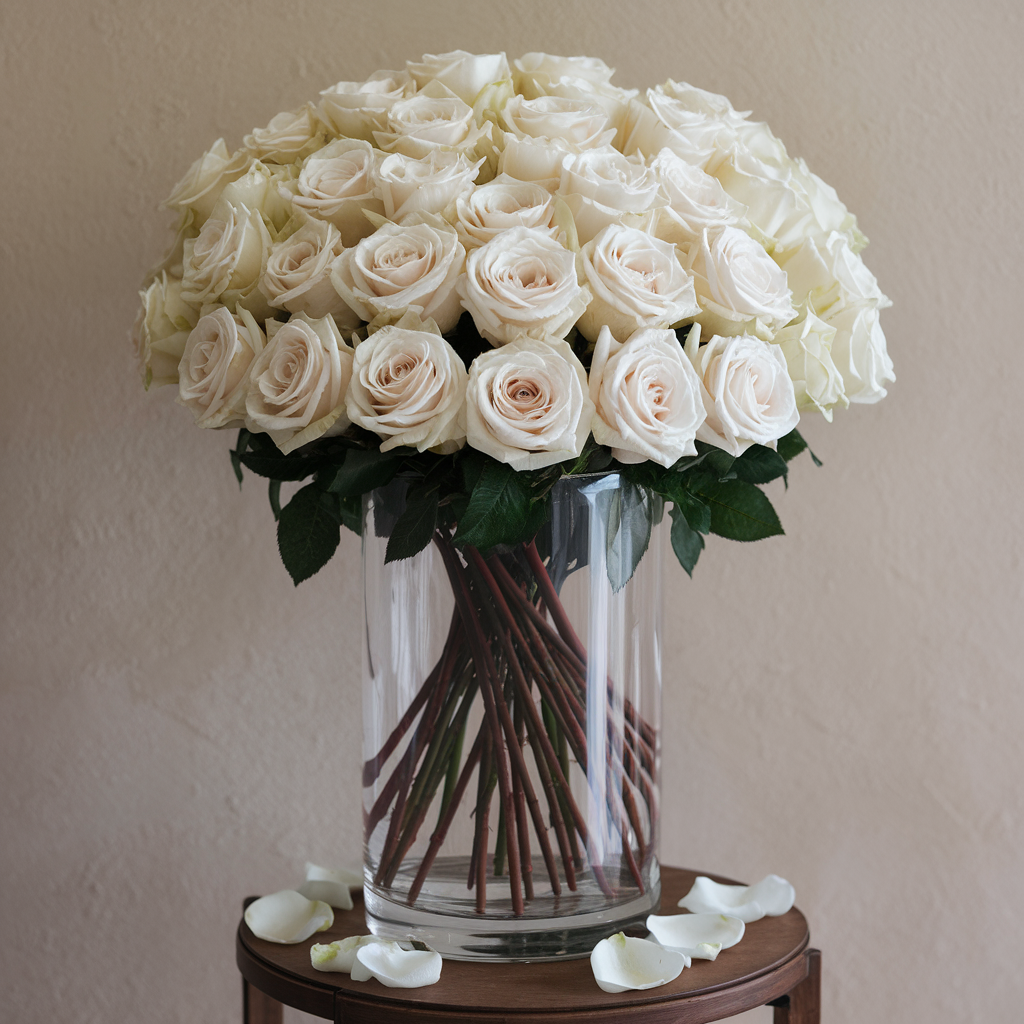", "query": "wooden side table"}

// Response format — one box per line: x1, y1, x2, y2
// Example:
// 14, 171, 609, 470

237, 866, 820, 1024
